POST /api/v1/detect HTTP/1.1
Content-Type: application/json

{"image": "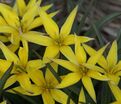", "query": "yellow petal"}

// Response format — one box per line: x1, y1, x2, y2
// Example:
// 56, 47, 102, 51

107, 74, 120, 85
0, 42, 19, 63
50, 62, 58, 72
79, 87, 86, 103
39, 9, 59, 39
43, 45, 59, 63
82, 76, 96, 103
0, 35, 9, 42
60, 46, 78, 65
45, 69, 59, 86
26, 0, 41, 10
16, 0, 26, 16
60, 6, 78, 37
112, 61, 121, 73
0, 3, 12, 10
0, 26, 17, 33
77, 36, 94, 43
83, 44, 108, 69
10, 33, 20, 45
63, 35, 93, 45
21, 31, 53, 46
49, 11, 60, 18
27, 11, 59, 30
107, 41, 117, 69
17, 73, 32, 91
7, 43, 20, 52
18, 40, 28, 67
52, 59, 79, 72
0, 60, 11, 78
51, 89, 71, 104
115, 71, 121, 77
27, 17, 43, 30
26, 59, 45, 72
87, 70, 109, 81
28, 70, 45, 86
0, 16, 7, 25
21, 5, 38, 31
87, 44, 107, 65
75, 36, 87, 63
41, 4, 53, 11
9, 85, 42, 96
0, 4, 20, 28
42, 90, 55, 104
109, 83, 121, 101
56, 72, 81, 88
4, 75, 16, 89
63, 35, 75, 45
82, 63, 105, 73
